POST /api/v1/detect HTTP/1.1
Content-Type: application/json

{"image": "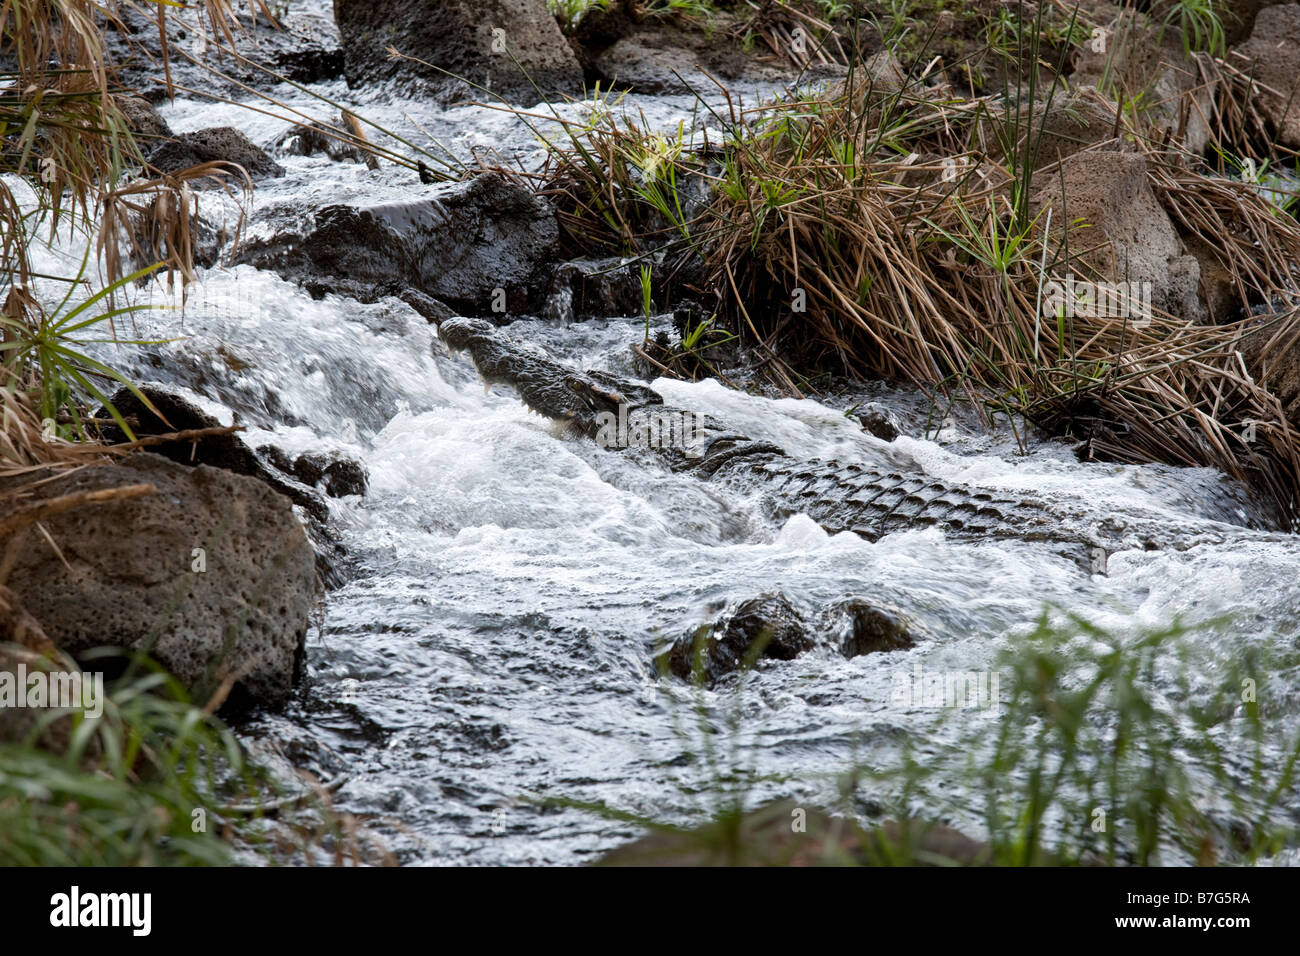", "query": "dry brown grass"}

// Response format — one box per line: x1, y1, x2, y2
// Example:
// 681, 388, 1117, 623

528, 53, 1300, 520
1, 0, 260, 479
